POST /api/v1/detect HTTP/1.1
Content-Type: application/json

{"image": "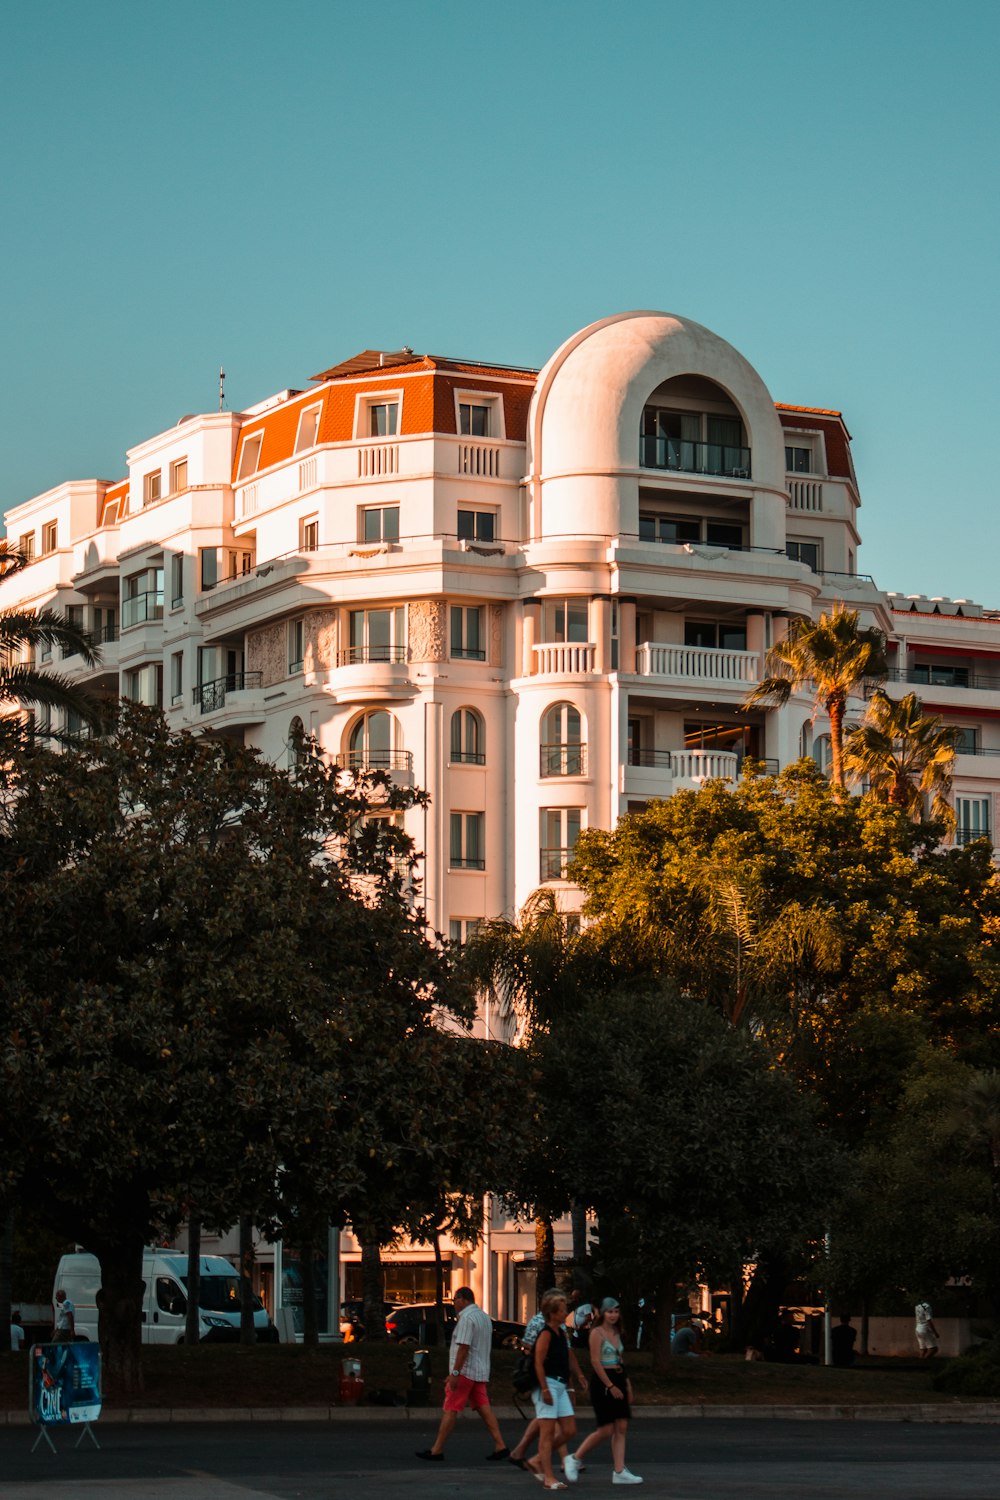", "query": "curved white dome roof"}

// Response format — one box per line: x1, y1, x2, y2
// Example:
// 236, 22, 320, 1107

527, 311, 786, 492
